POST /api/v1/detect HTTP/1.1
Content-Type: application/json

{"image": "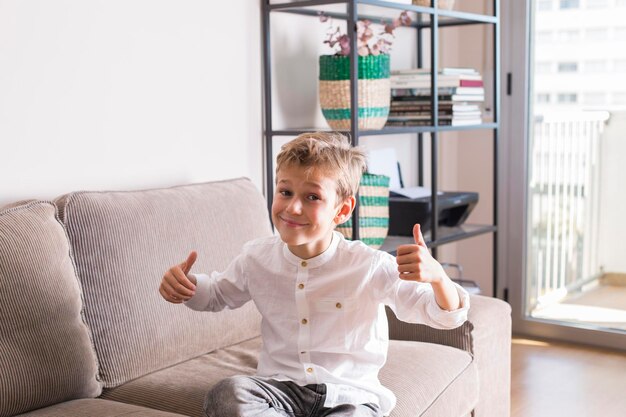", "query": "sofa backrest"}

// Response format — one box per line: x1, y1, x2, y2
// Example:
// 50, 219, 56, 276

0, 201, 102, 417
55, 178, 272, 388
